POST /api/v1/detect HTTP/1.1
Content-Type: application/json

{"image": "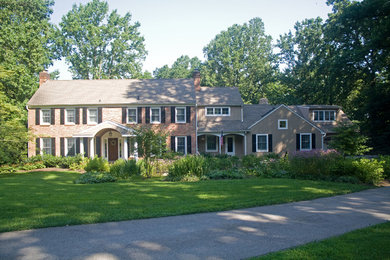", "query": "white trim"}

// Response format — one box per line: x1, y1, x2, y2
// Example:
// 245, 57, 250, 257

256, 134, 268, 152
248, 104, 325, 134
244, 134, 247, 155
205, 135, 218, 152
87, 108, 98, 125
65, 137, 76, 156
205, 107, 230, 116
150, 107, 161, 124
225, 136, 235, 156
300, 133, 312, 151
175, 107, 186, 123
41, 109, 51, 125
175, 136, 187, 155
278, 119, 288, 130
126, 107, 138, 124
65, 108, 76, 125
